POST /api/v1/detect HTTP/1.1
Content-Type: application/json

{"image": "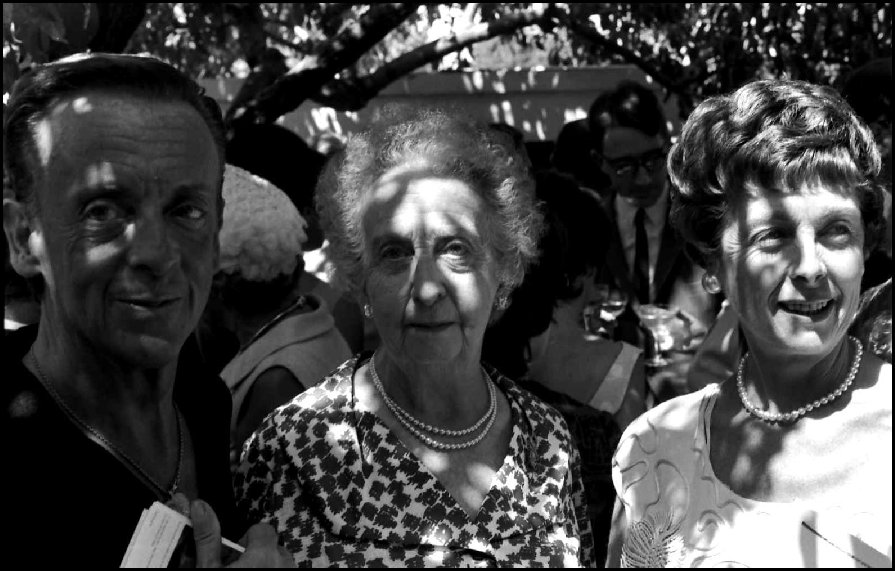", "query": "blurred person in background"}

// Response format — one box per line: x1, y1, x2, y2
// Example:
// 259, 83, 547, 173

608, 79, 891, 567
841, 56, 892, 291
234, 107, 596, 567
484, 169, 647, 565
227, 123, 364, 353
551, 117, 610, 198
587, 80, 720, 354
212, 164, 352, 467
